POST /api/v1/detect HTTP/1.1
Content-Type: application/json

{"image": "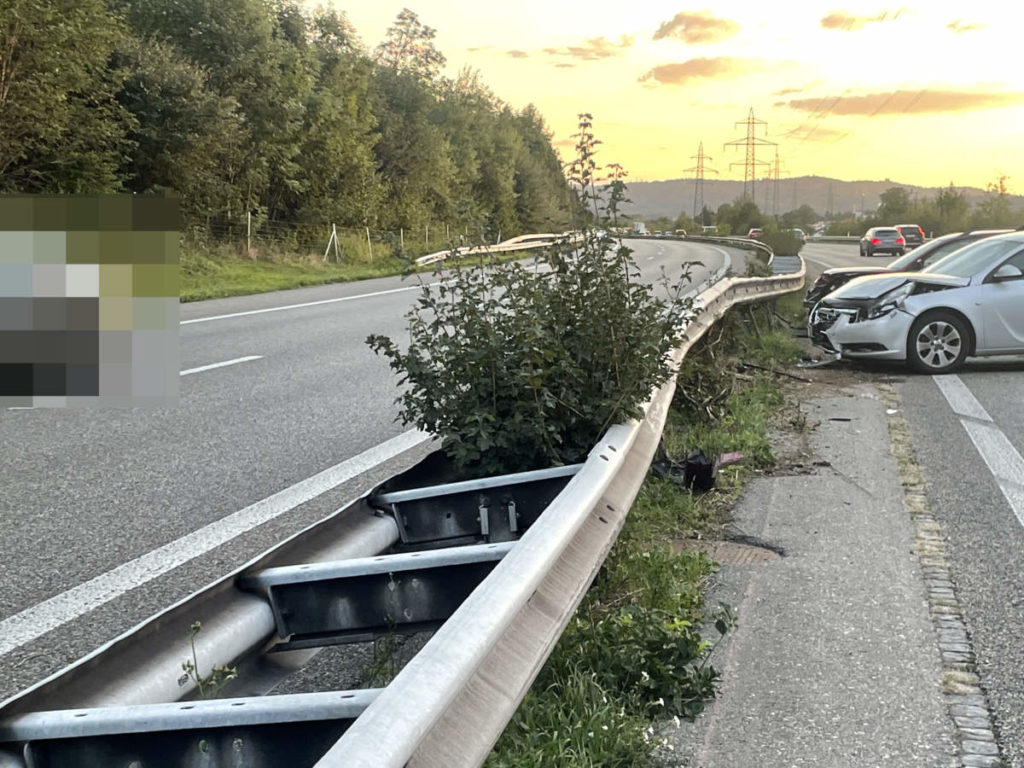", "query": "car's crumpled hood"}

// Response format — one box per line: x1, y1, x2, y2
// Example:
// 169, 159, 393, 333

822, 266, 889, 278
826, 271, 970, 301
